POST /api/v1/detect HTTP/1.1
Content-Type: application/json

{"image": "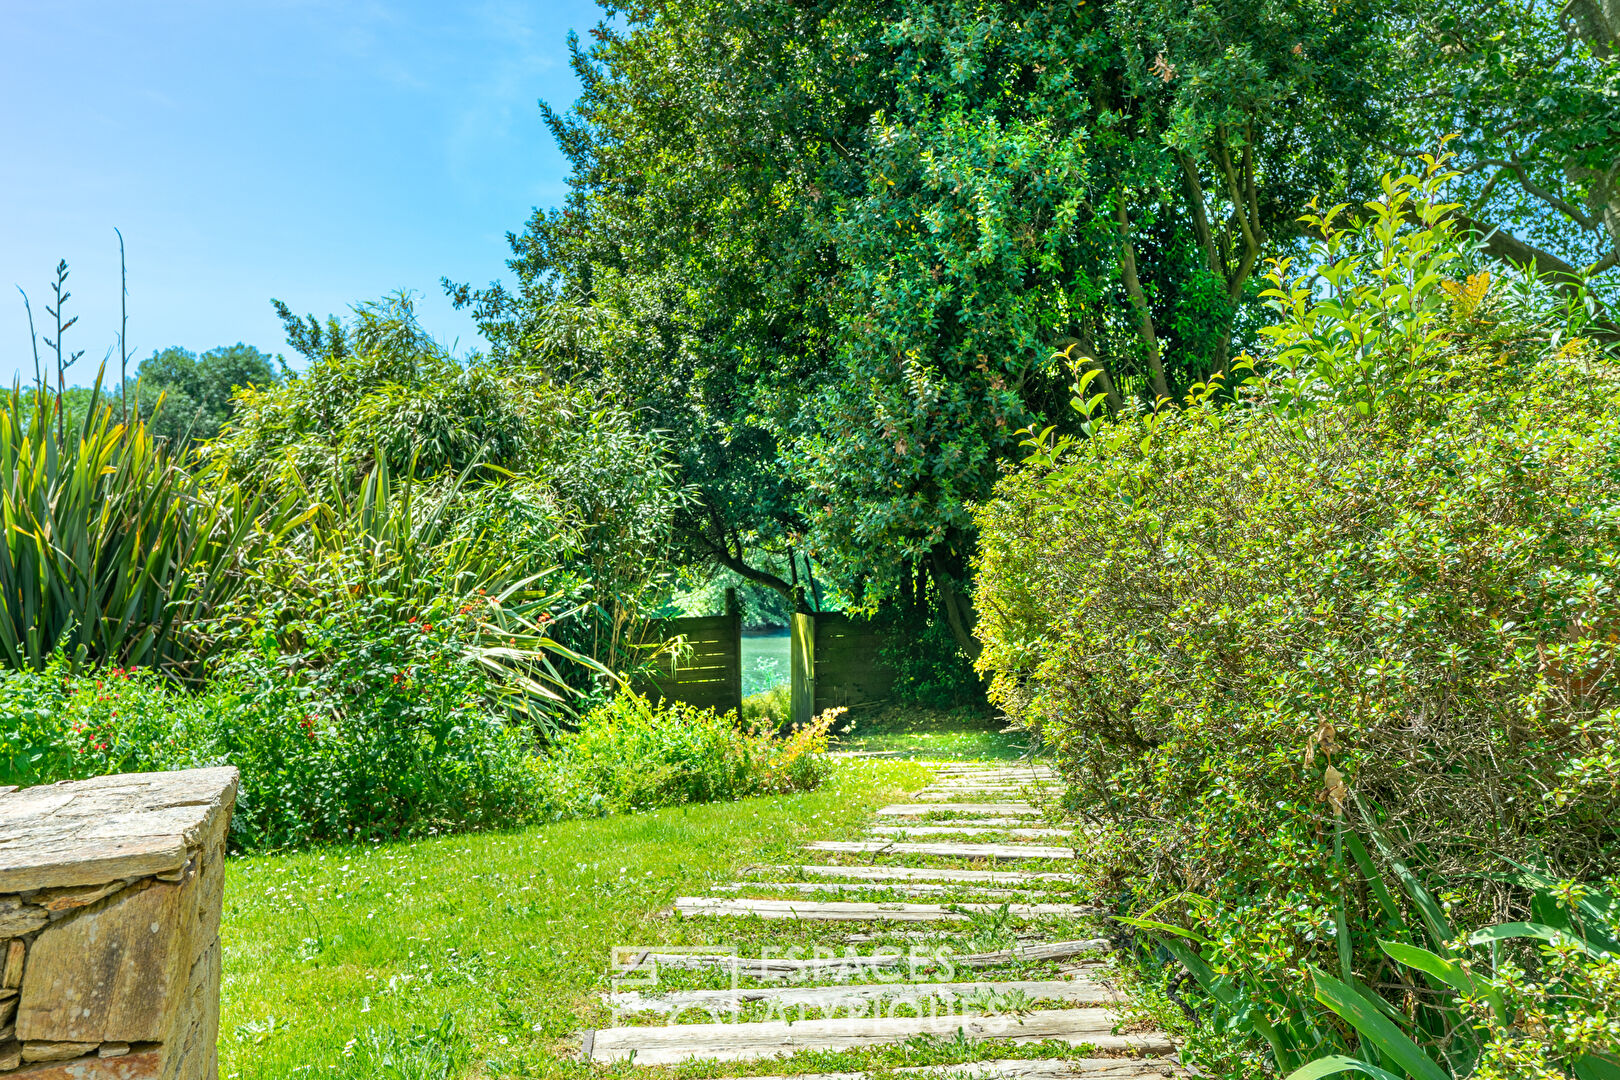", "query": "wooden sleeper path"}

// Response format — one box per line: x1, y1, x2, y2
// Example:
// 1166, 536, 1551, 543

584, 764, 1171, 1072
672, 897, 1099, 921
876, 803, 1040, 816
867, 825, 1072, 839
740, 1060, 1180, 1080
713, 881, 1049, 899
611, 937, 1114, 979
608, 978, 1119, 1015
745, 864, 1081, 885
807, 840, 1076, 859
586, 1009, 1170, 1065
